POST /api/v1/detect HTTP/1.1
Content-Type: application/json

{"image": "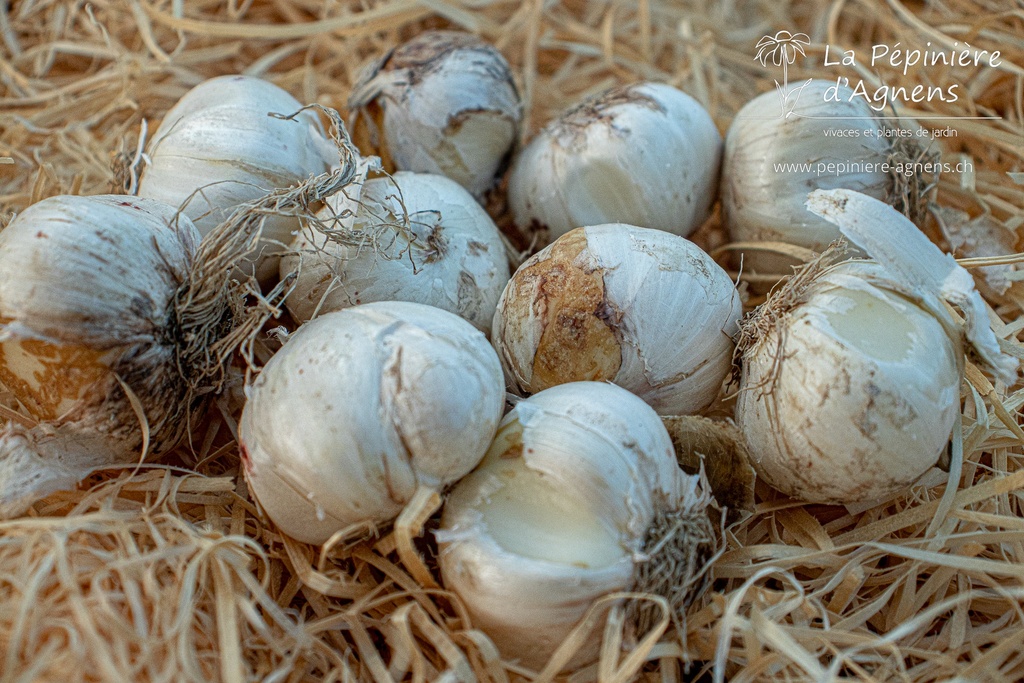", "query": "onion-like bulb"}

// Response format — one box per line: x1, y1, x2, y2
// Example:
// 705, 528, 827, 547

349, 30, 522, 200
0, 195, 201, 515
508, 82, 721, 241
239, 301, 505, 580
138, 75, 337, 284
0, 115, 357, 517
722, 80, 929, 272
492, 224, 741, 414
438, 382, 714, 671
737, 260, 961, 503
281, 171, 510, 334
736, 189, 1017, 504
